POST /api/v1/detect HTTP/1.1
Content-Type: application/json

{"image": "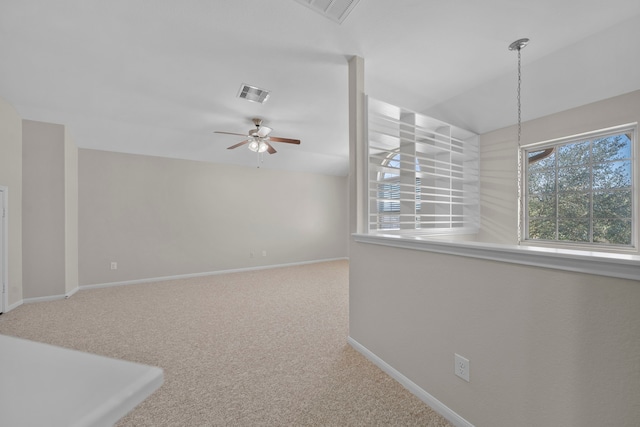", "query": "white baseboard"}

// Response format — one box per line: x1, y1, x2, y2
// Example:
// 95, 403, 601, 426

347, 336, 474, 427
5, 299, 23, 313
21, 286, 80, 305
81, 258, 348, 290
65, 286, 80, 299
23, 295, 64, 304
4, 259, 348, 309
